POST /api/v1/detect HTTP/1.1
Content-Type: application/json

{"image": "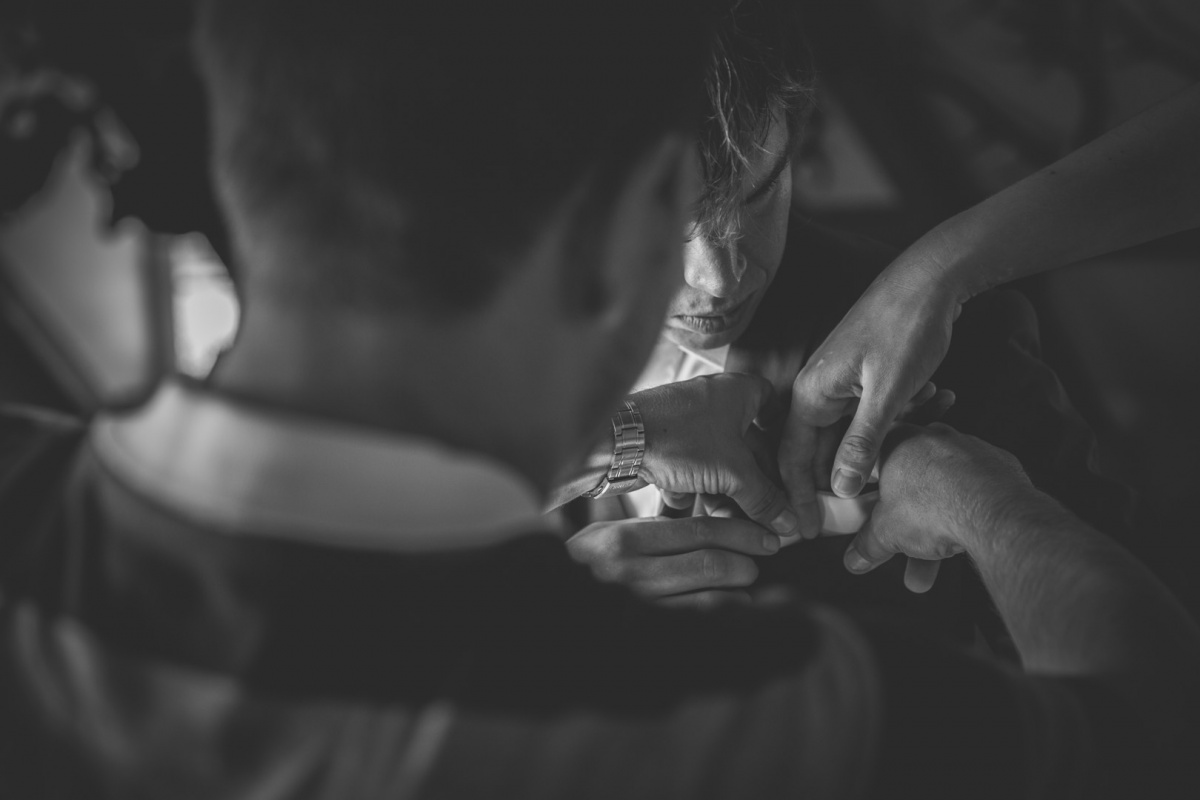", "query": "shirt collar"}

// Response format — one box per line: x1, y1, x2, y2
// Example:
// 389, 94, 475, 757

91, 380, 556, 551
677, 342, 729, 374
632, 334, 729, 392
